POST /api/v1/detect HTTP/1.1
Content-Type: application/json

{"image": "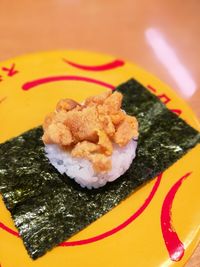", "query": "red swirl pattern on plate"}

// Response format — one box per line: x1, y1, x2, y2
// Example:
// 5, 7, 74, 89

22, 76, 115, 91
0, 174, 162, 247
161, 172, 191, 261
147, 85, 157, 92
60, 173, 162, 246
63, 58, 125, 71
0, 222, 19, 237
